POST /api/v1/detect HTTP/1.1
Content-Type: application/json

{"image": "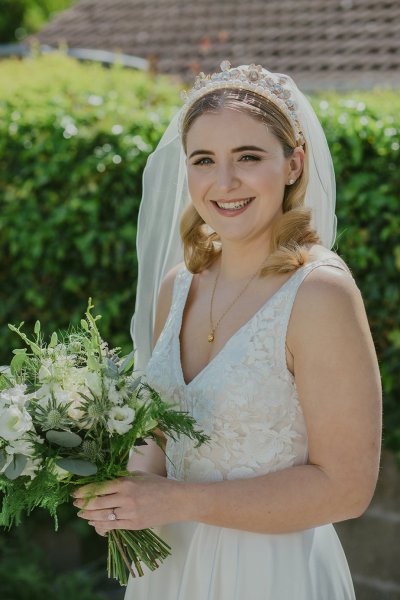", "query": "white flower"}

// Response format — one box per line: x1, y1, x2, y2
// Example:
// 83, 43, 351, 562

104, 379, 124, 405
107, 405, 135, 435
6, 437, 36, 457
38, 359, 56, 383
82, 370, 102, 399
54, 388, 85, 421
0, 384, 29, 410
0, 406, 33, 441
